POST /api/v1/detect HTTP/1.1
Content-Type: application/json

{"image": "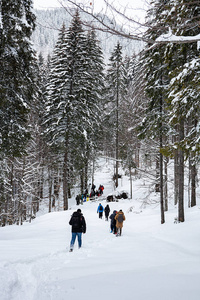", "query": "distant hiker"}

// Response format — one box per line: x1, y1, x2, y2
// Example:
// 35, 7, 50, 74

90, 189, 95, 198
80, 194, 84, 205
99, 185, 104, 195
91, 183, 96, 192
69, 209, 86, 252
83, 189, 88, 201
76, 194, 81, 205
104, 204, 110, 221
97, 203, 104, 219
115, 209, 125, 236
110, 210, 117, 234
